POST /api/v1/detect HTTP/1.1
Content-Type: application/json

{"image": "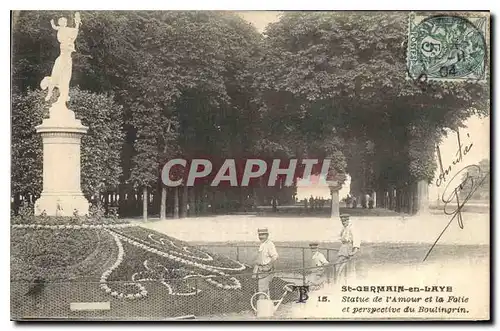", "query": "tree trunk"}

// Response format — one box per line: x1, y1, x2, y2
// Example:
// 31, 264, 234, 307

405, 188, 409, 214
239, 188, 245, 212
142, 187, 148, 222
189, 187, 195, 217
132, 190, 138, 216
252, 186, 258, 211
196, 185, 205, 215
388, 189, 394, 211
416, 180, 429, 214
151, 189, 157, 215
181, 185, 188, 218
258, 177, 265, 206
401, 189, 405, 213
104, 192, 110, 215
212, 190, 217, 214
330, 189, 340, 218
397, 189, 402, 213
160, 186, 167, 220
13, 193, 20, 215
409, 184, 415, 215
402, 188, 407, 213
173, 186, 179, 219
